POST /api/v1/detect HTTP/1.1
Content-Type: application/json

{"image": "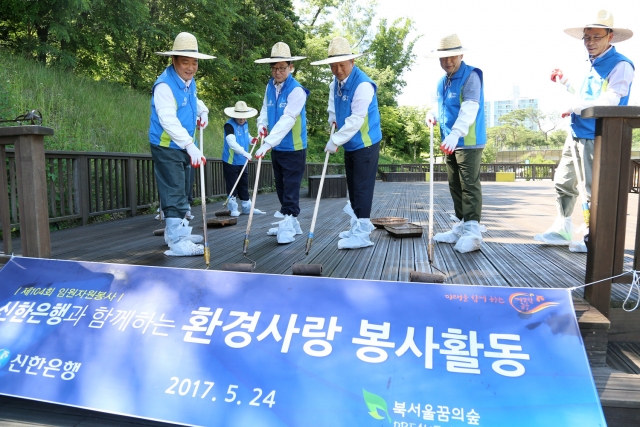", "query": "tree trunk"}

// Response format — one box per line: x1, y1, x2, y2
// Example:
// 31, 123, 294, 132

36, 25, 49, 63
